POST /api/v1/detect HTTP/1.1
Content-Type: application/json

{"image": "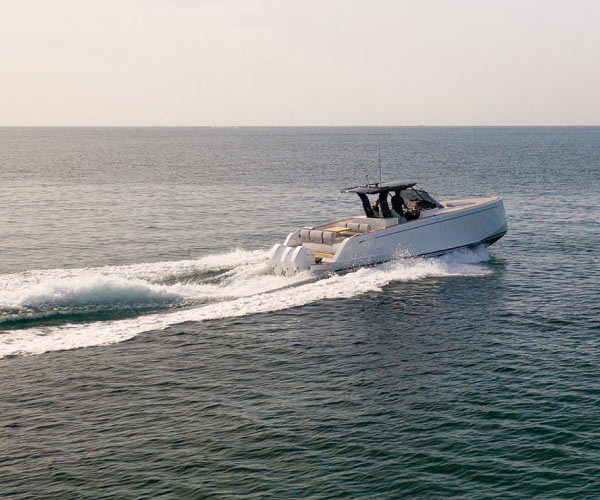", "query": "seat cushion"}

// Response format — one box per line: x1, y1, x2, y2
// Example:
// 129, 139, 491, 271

309, 230, 324, 243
